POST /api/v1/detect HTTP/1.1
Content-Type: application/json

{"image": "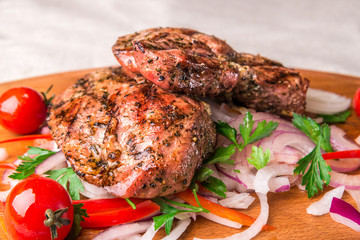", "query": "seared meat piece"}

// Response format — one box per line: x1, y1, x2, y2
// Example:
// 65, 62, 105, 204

48, 67, 216, 198
112, 27, 309, 115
